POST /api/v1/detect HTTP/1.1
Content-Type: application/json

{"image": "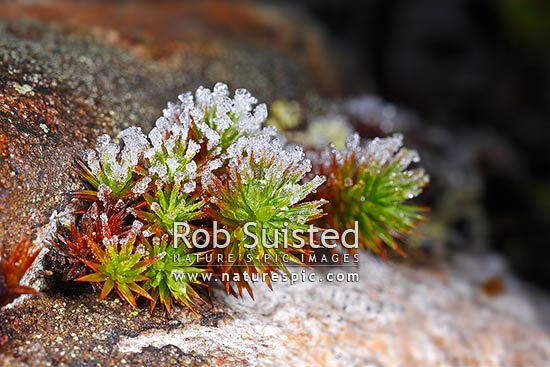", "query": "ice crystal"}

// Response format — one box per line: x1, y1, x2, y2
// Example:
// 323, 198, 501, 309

83, 127, 149, 199
162, 82, 267, 155
203, 134, 326, 298
97, 184, 112, 203
132, 176, 151, 196
145, 117, 200, 186
311, 133, 429, 255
